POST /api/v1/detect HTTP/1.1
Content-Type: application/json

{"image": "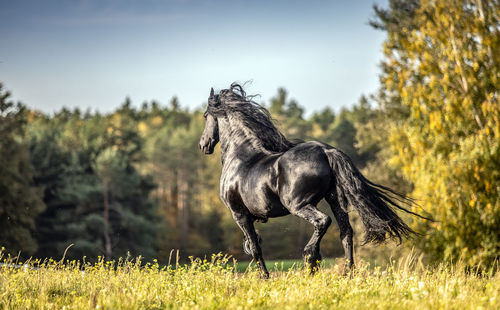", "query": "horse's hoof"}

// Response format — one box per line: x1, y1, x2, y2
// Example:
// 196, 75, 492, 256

303, 253, 322, 275
260, 272, 270, 279
342, 265, 355, 278
309, 265, 321, 275
303, 248, 322, 268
